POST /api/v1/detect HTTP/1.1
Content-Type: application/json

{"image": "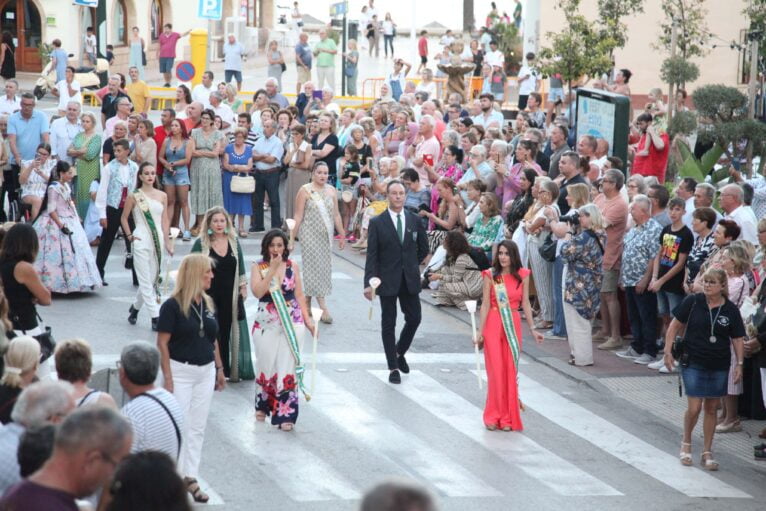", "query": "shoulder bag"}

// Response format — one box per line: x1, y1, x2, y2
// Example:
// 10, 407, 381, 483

538, 232, 557, 262
138, 392, 182, 459
231, 173, 255, 194
671, 296, 695, 364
